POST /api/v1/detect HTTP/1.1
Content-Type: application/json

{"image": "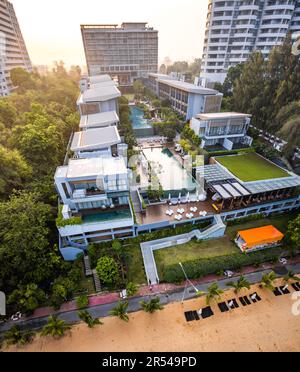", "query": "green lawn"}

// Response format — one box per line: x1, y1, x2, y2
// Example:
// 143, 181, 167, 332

154, 237, 239, 279
124, 243, 147, 285
217, 153, 289, 182
154, 213, 296, 279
